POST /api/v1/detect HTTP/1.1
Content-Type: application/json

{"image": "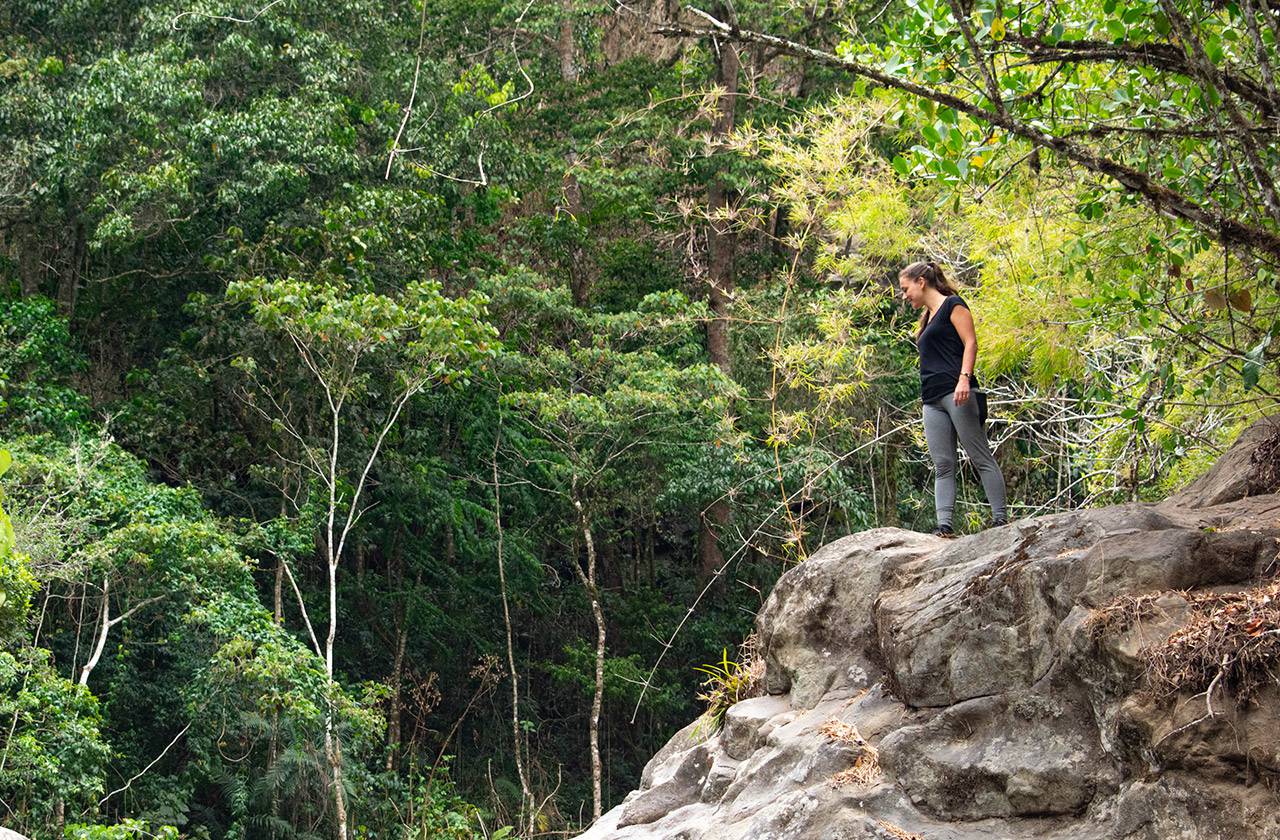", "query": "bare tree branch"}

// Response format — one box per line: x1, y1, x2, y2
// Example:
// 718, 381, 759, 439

655, 8, 1280, 260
